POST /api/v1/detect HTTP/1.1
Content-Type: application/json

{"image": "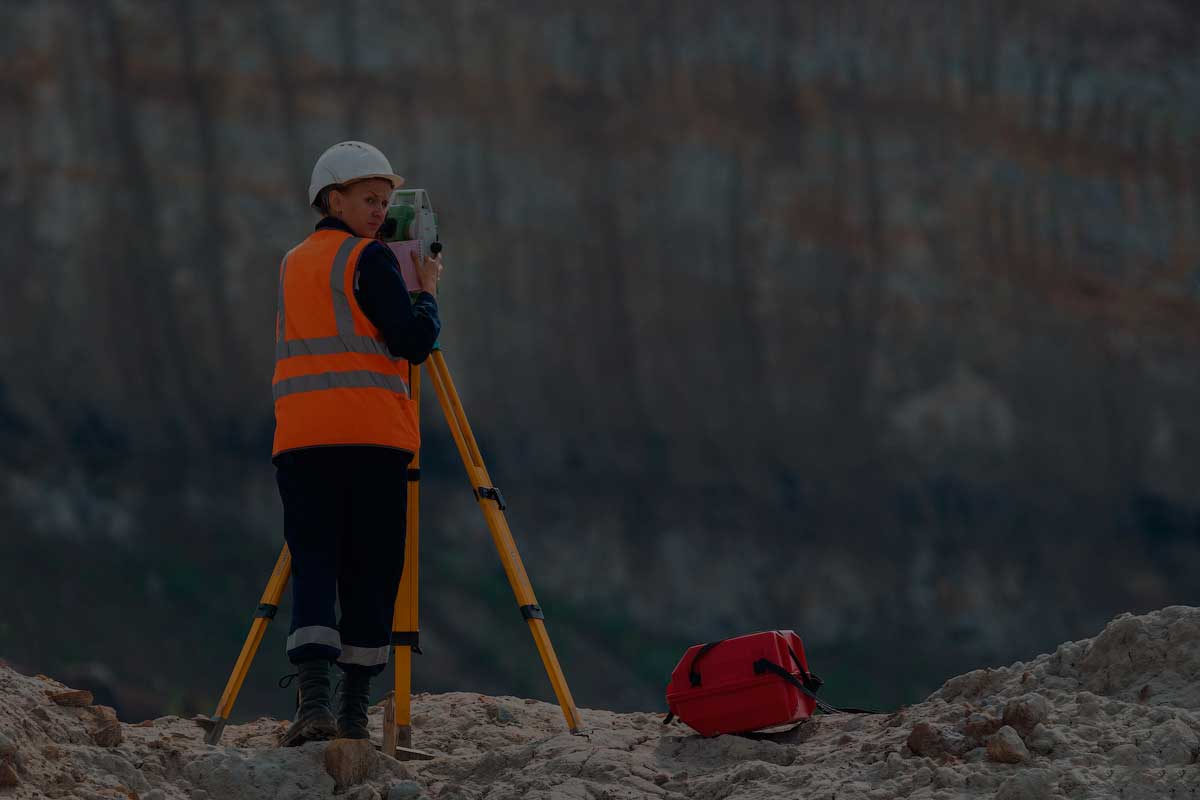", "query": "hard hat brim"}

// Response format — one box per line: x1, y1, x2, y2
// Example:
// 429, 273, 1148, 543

343, 173, 406, 190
